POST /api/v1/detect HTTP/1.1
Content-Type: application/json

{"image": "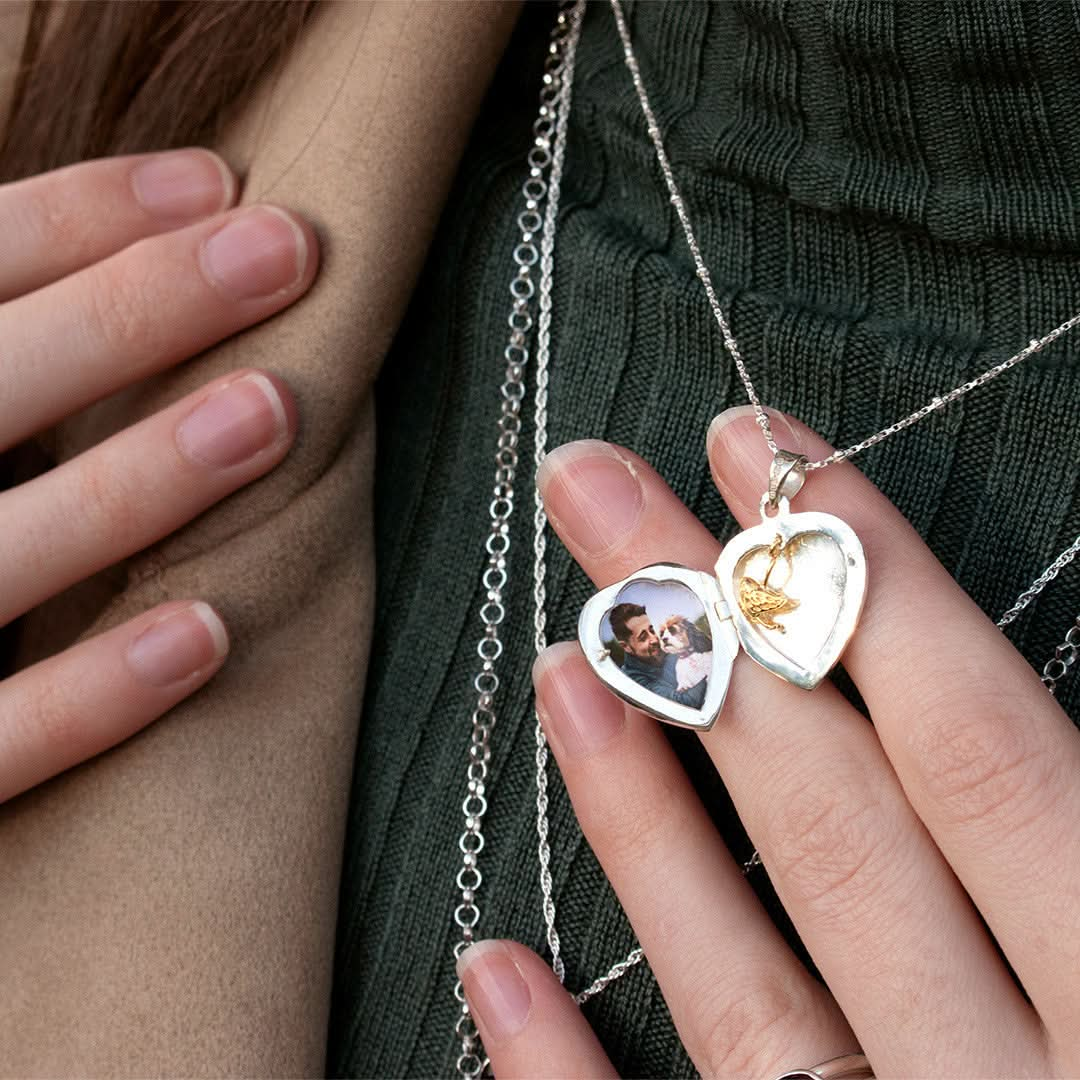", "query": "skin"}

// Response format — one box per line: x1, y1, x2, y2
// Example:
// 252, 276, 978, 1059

618, 612, 661, 663
0, 148, 316, 803
456, 420, 1080, 1079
